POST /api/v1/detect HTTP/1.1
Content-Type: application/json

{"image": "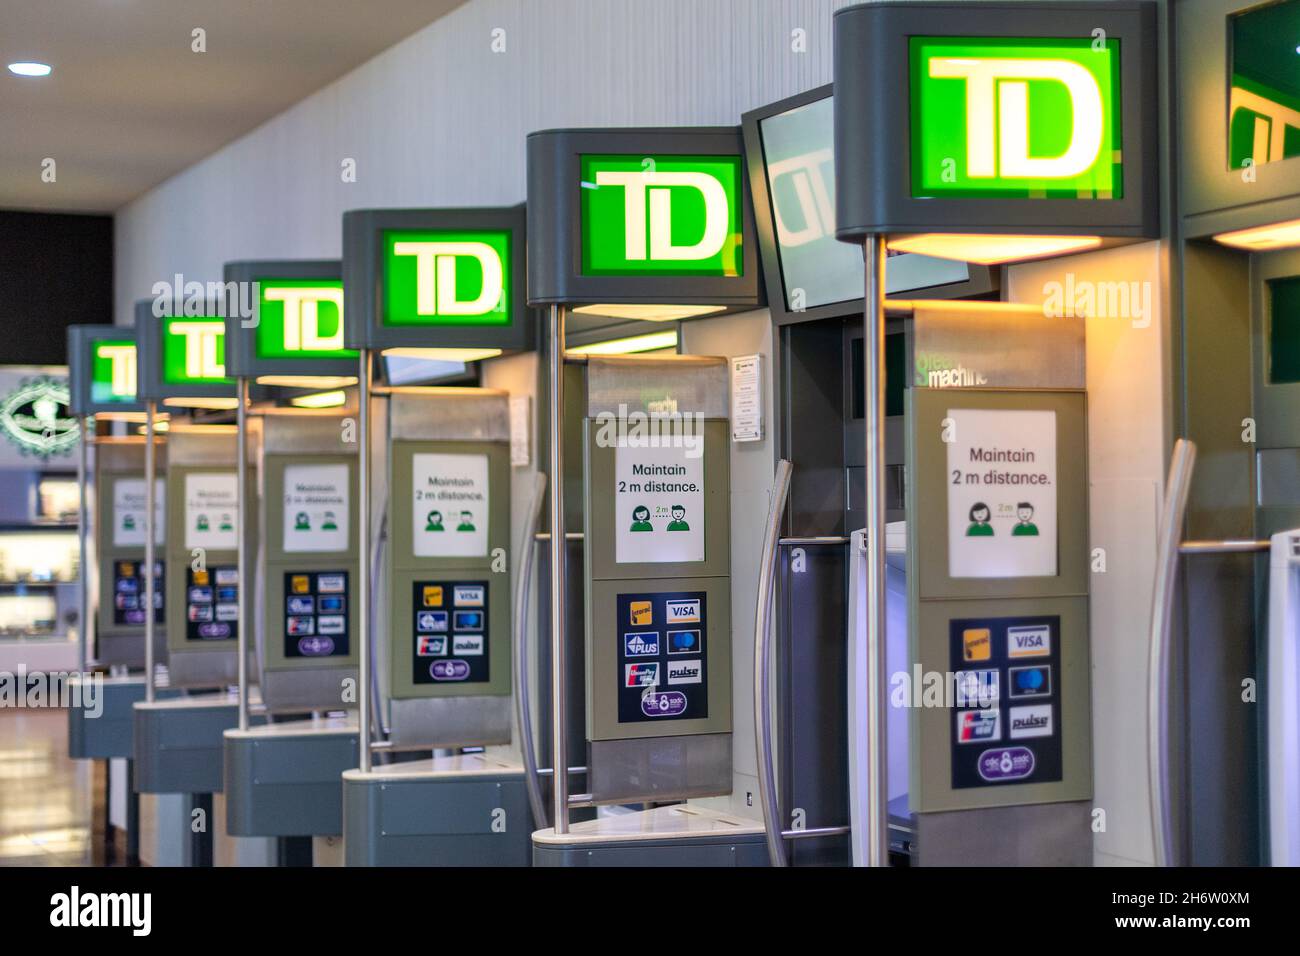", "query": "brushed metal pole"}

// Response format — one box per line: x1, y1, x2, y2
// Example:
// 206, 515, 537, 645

548, 304, 568, 835
358, 349, 372, 773
236, 377, 249, 731
863, 235, 888, 867
144, 401, 157, 703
